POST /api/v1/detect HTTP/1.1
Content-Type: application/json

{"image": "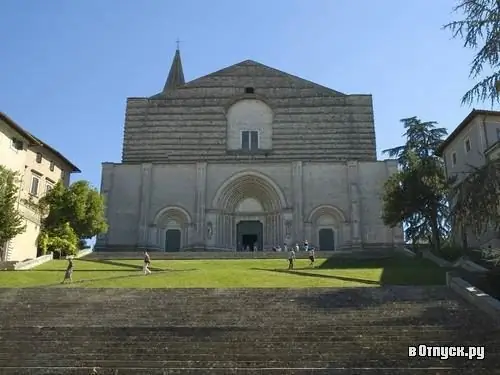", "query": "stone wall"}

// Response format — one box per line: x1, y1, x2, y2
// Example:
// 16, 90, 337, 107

121, 61, 377, 163
96, 160, 402, 251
